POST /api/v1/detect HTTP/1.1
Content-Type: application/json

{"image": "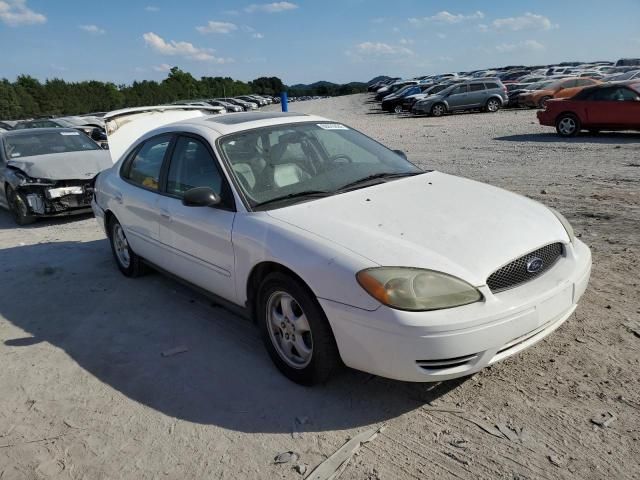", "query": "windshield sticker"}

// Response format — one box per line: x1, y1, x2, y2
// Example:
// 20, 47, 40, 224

317, 123, 349, 130
60, 131, 80, 136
